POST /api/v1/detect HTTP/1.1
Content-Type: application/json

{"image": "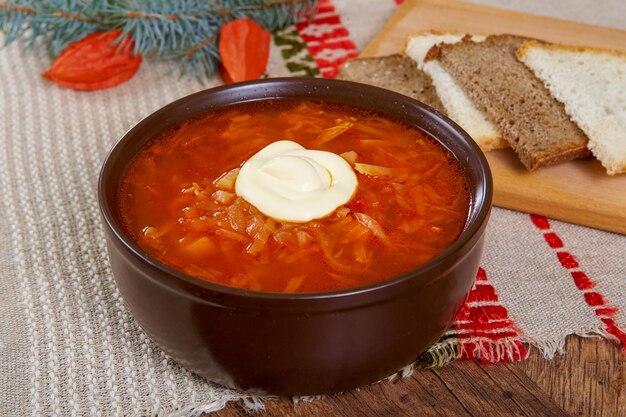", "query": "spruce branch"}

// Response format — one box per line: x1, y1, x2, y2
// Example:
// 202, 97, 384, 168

0, 0, 318, 82
0, 1, 108, 56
